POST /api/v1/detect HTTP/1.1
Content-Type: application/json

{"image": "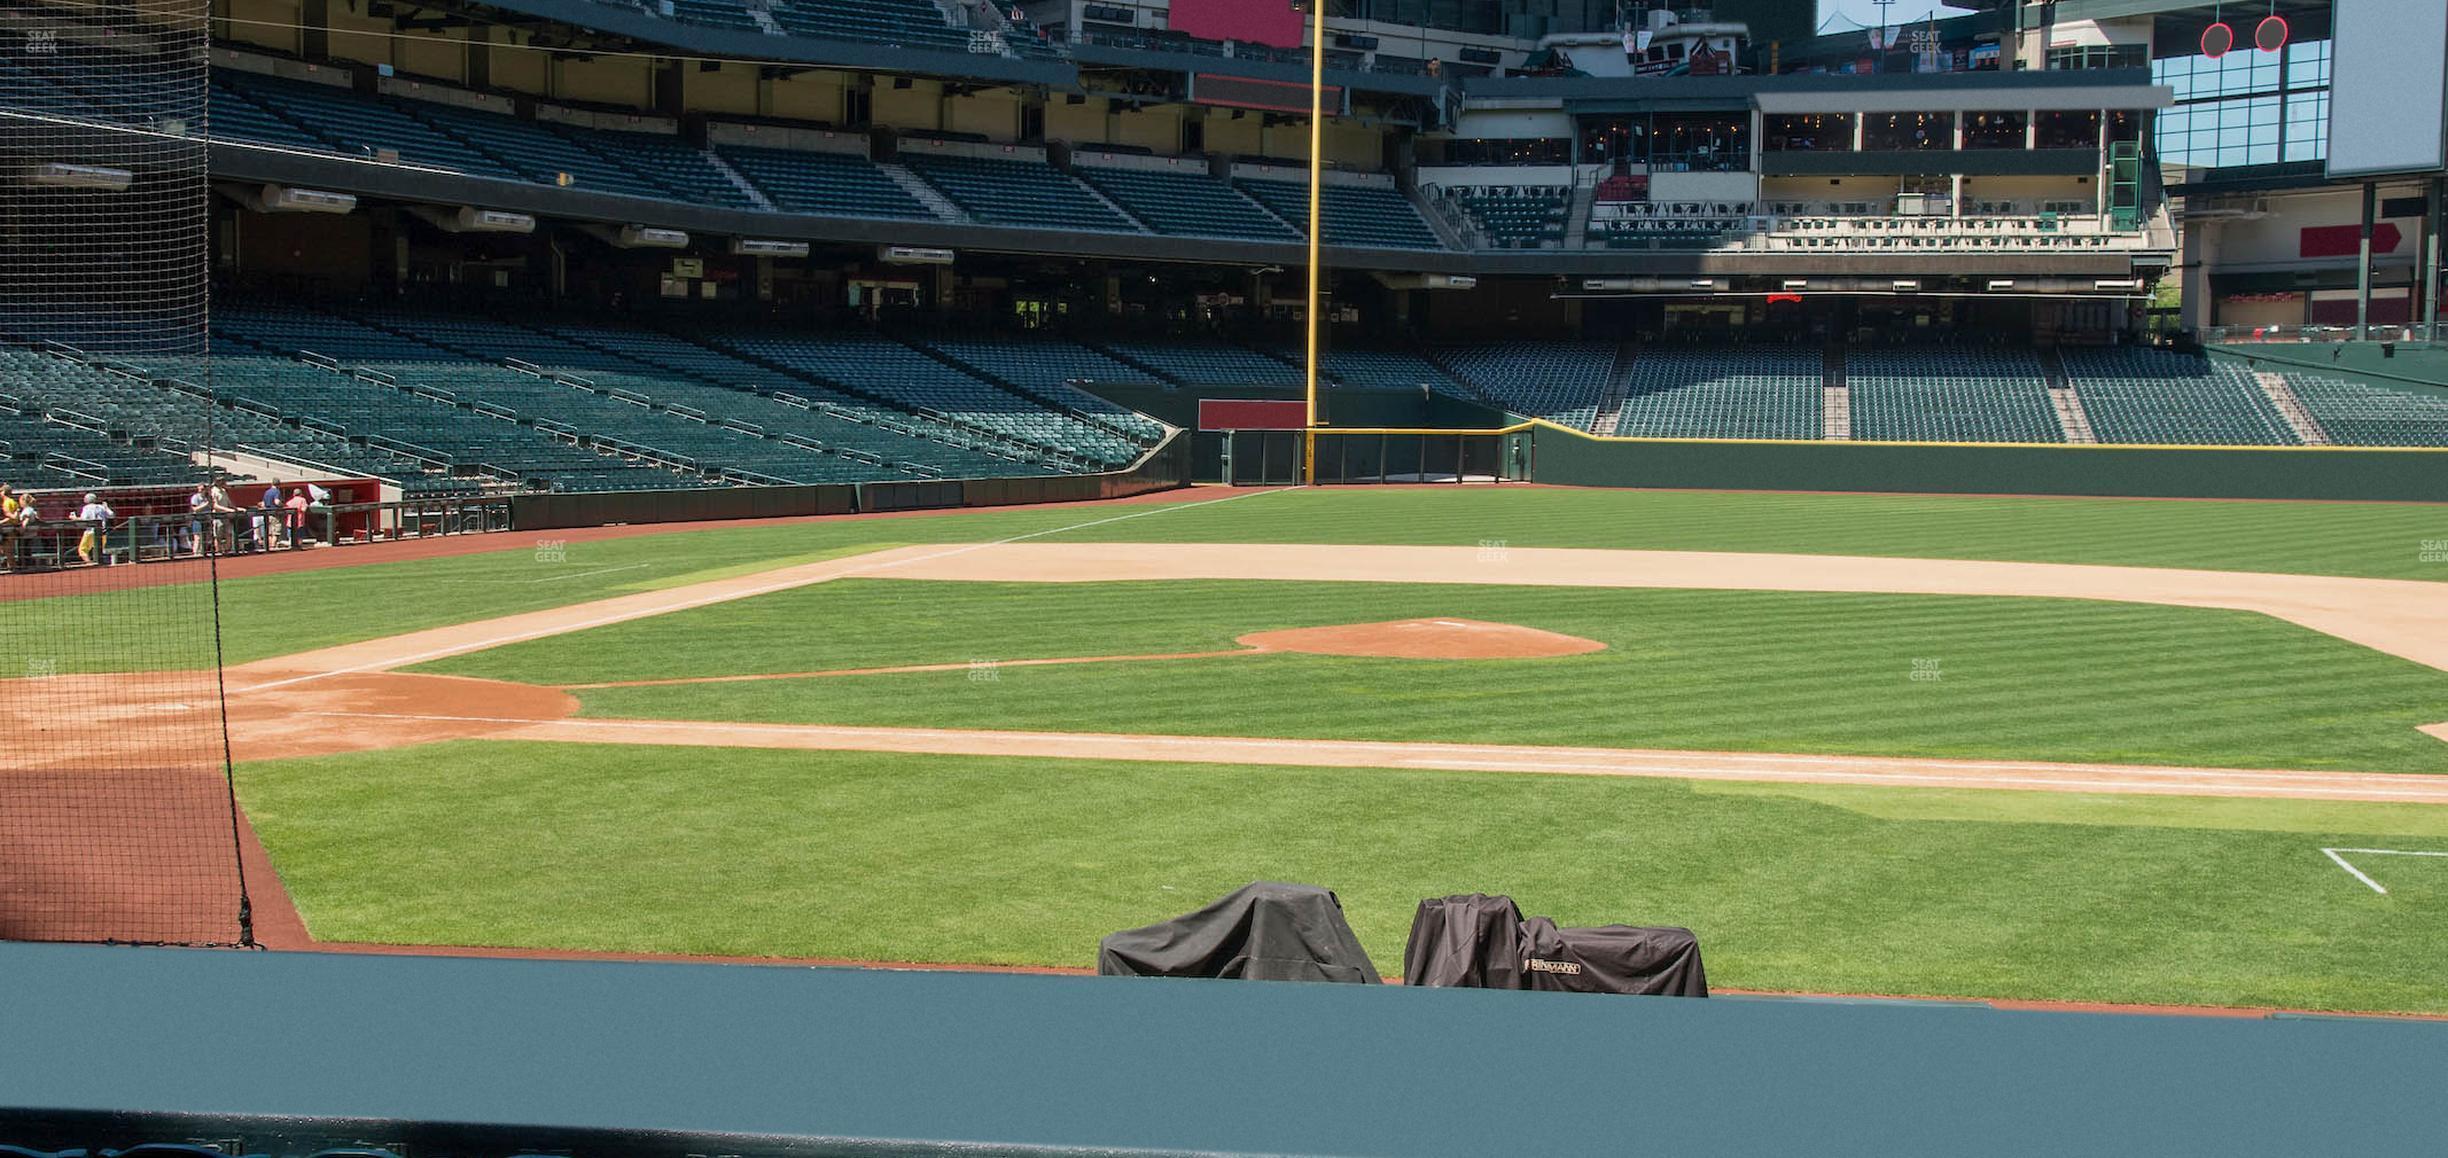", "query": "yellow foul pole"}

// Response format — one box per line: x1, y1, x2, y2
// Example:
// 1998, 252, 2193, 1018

1302, 0, 1325, 484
